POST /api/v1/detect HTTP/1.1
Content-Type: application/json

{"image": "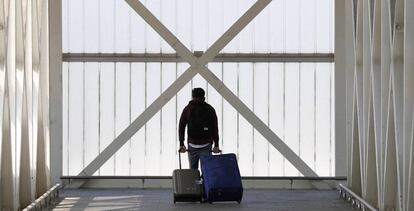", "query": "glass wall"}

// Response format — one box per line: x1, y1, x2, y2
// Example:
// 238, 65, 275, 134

62, 0, 335, 176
